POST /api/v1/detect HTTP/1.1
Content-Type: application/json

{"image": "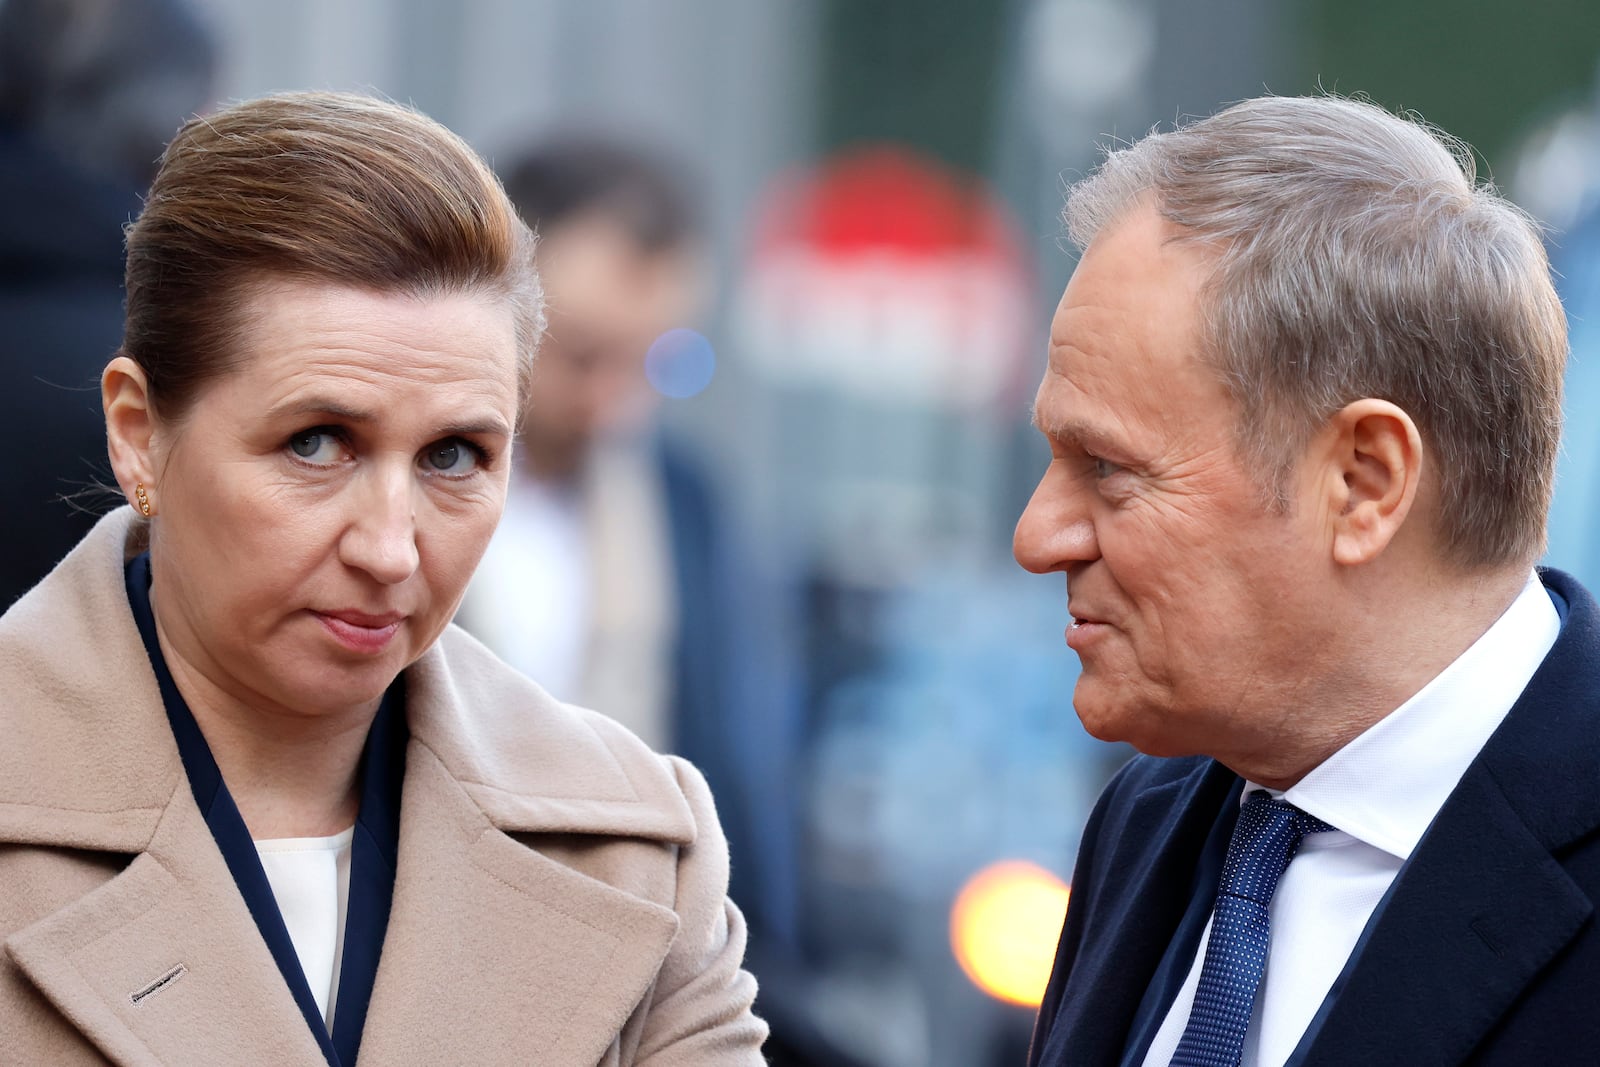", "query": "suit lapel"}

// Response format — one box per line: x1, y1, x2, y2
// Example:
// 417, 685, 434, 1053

1295, 571, 1600, 1066
6, 781, 325, 1066
1293, 768, 1591, 1067
357, 745, 681, 1066
1035, 760, 1240, 1067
